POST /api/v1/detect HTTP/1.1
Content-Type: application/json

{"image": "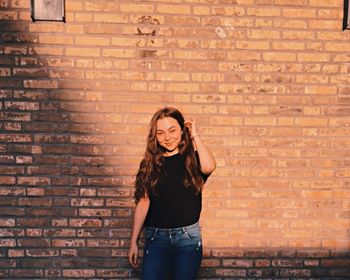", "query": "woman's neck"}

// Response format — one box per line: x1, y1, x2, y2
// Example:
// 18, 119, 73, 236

163, 148, 179, 157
